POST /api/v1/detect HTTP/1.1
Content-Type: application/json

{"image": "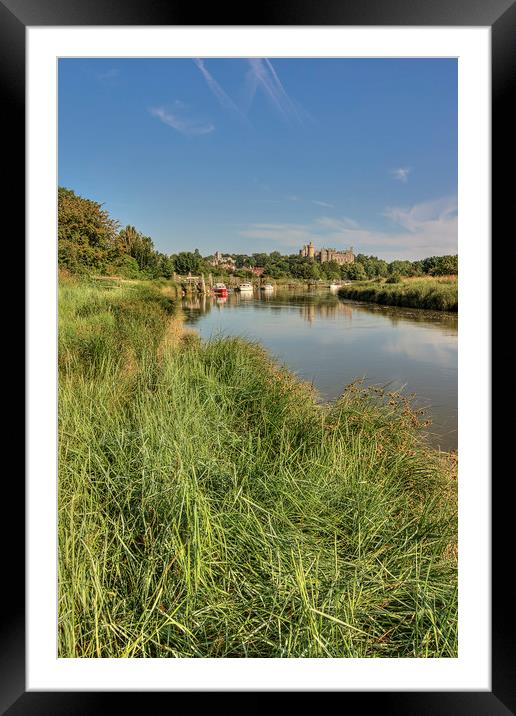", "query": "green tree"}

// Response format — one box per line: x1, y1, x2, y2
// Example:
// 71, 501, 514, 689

252, 253, 269, 268
343, 262, 367, 281
421, 255, 458, 276
320, 261, 341, 280
118, 226, 154, 271
174, 251, 202, 275
111, 254, 141, 279
234, 254, 253, 269
58, 187, 120, 273
156, 253, 175, 279
389, 260, 414, 277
